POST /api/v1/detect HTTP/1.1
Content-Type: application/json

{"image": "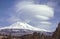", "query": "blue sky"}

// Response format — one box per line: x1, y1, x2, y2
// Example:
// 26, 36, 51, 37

0, 0, 60, 32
